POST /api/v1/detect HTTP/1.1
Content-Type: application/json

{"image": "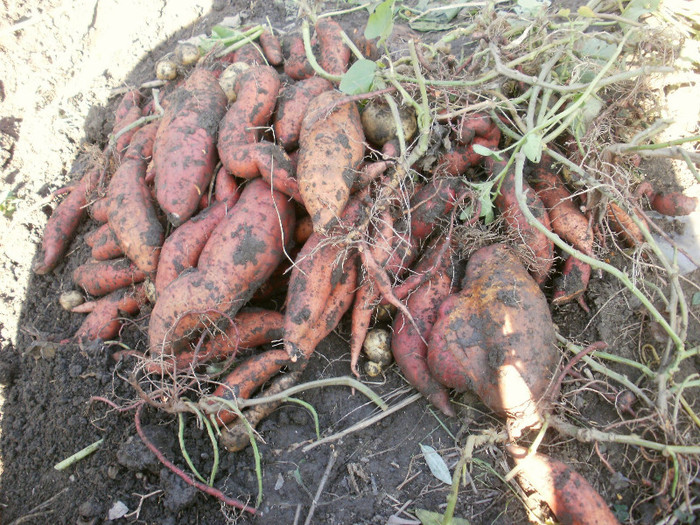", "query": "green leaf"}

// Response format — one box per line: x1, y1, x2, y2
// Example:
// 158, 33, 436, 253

420, 444, 452, 485
522, 132, 543, 163
513, 0, 551, 16
471, 143, 503, 161
339, 59, 376, 95
365, 0, 394, 44
569, 95, 604, 140
692, 292, 700, 306
577, 5, 596, 17
577, 36, 618, 61
415, 508, 471, 525
211, 25, 238, 39
621, 0, 660, 22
